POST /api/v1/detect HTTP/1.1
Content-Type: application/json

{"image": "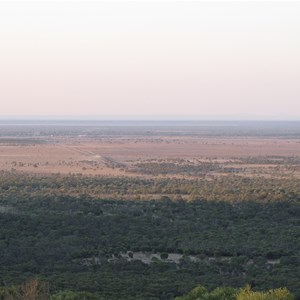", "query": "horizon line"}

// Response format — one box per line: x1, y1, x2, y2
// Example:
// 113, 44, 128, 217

0, 117, 300, 122
0, 114, 300, 121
